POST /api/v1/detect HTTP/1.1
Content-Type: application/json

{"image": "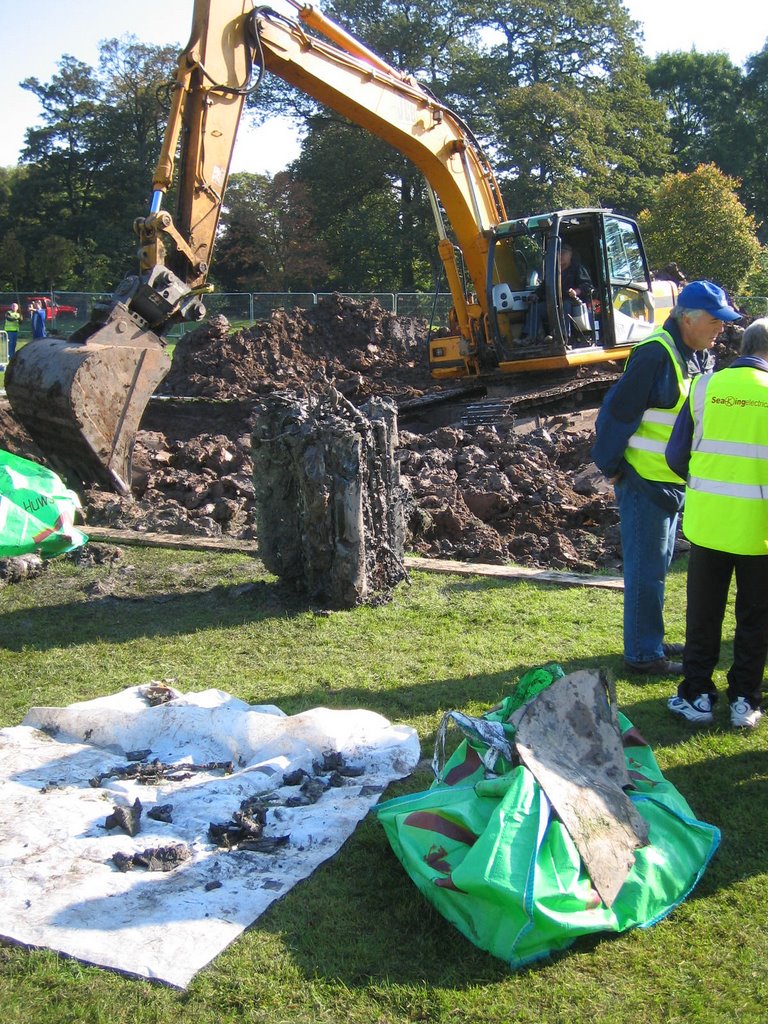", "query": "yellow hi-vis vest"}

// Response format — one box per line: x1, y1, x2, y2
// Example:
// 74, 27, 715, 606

682, 367, 768, 555
623, 329, 691, 483
3, 310, 21, 333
